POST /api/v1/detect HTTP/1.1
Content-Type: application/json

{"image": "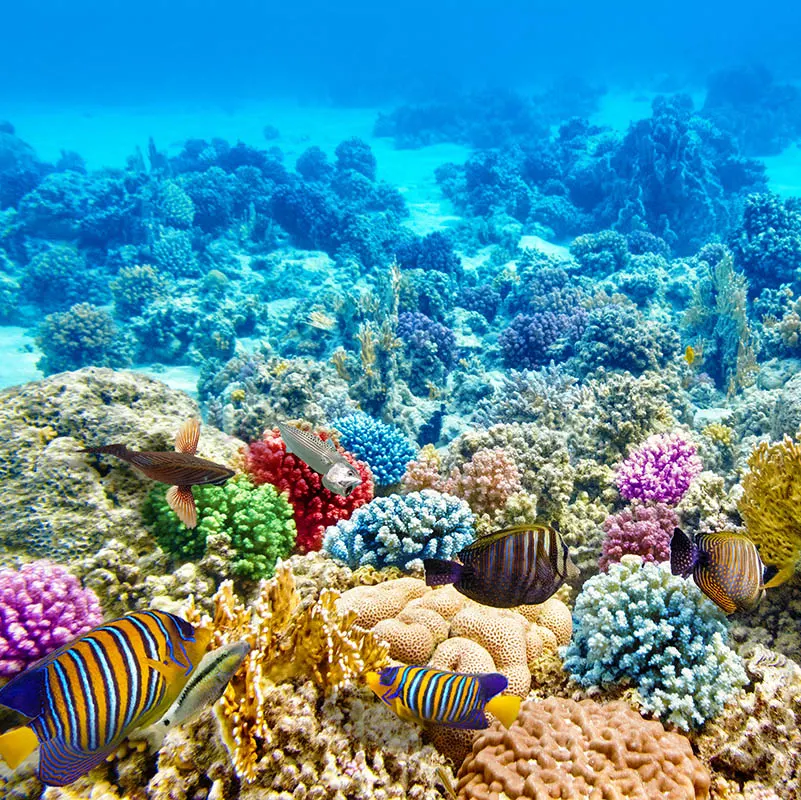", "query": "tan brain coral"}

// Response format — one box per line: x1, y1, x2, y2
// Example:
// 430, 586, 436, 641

516, 597, 573, 647
429, 637, 497, 674
336, 577, 428, 628
373, 618, 435, 663
457, 697, 711, 800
